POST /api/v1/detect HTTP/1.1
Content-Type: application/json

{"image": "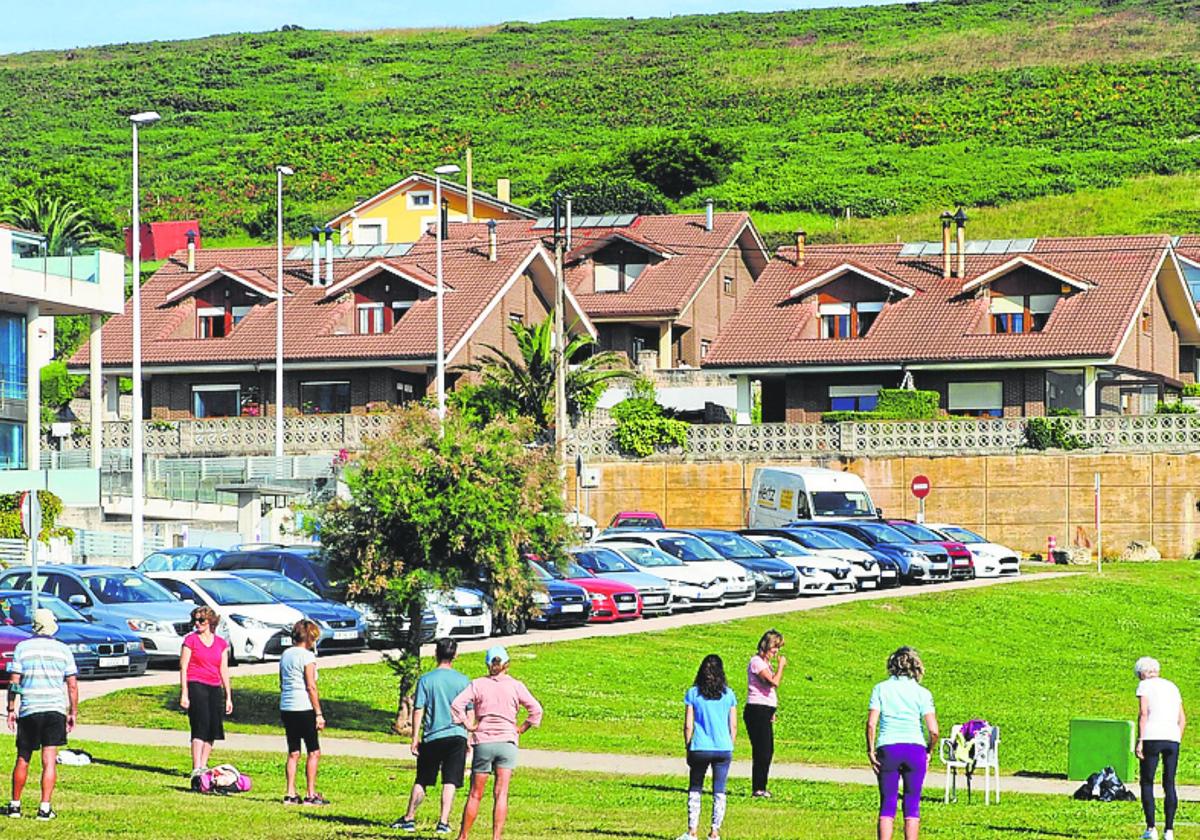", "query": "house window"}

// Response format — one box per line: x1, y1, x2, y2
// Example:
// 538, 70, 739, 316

192, 384, 240, 418
0, 421, 24, 470
300, 381, 351, 415
819, 301, 883, 339
1142, 308, 1152, 334
991, 294, 1056, 334
829, 384, 880, 412
392, 300, 414, 324
594, 261, 647, 293
947, 381, 1004, 417
231, 305, 253, 326
357, 223, 384, 246
407, 191, 433, 209
723, 275, 734, 295
397, 381, 417, 404
197, 307, 227, 338
1046, 369, 1085, 414
856, 301, 883, 337
700, 339, 711, 359
509, 312, 524, 326
357, 303, 385, 335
